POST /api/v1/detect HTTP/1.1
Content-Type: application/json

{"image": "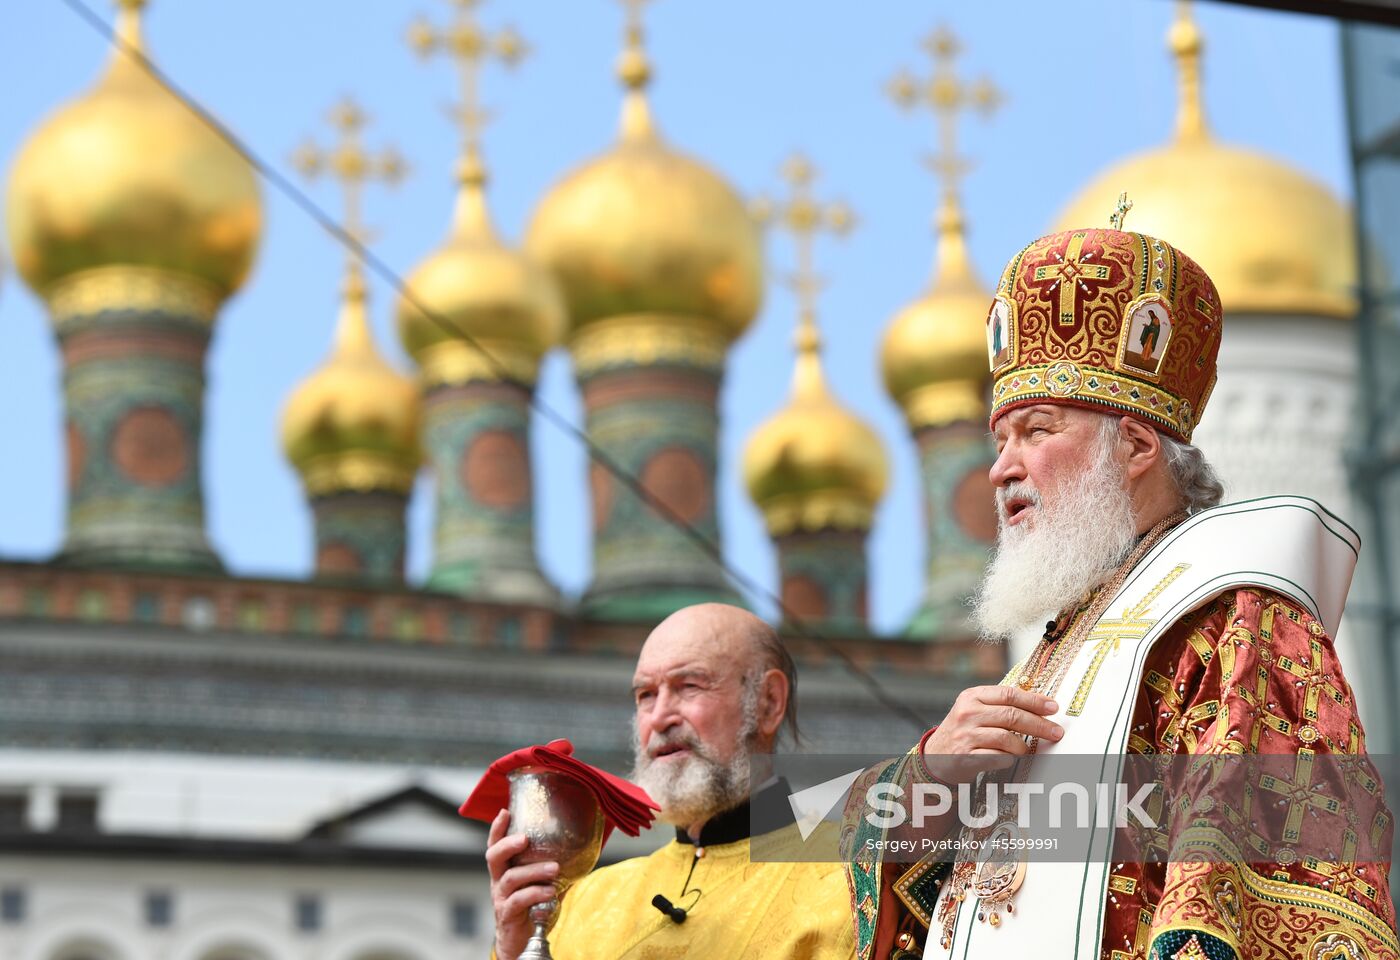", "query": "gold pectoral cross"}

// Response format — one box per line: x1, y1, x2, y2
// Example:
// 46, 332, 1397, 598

1067, 564, 1190, 717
